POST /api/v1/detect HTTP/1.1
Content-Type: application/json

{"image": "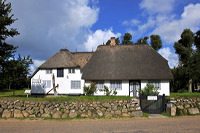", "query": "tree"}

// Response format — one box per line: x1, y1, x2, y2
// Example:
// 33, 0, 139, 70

0, 0, 32, 90
122, 33, 133, 44
106, 37, 120, 45
137, 36, 149, 44
173, 29, 194, 92
150, 35, 162, 51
